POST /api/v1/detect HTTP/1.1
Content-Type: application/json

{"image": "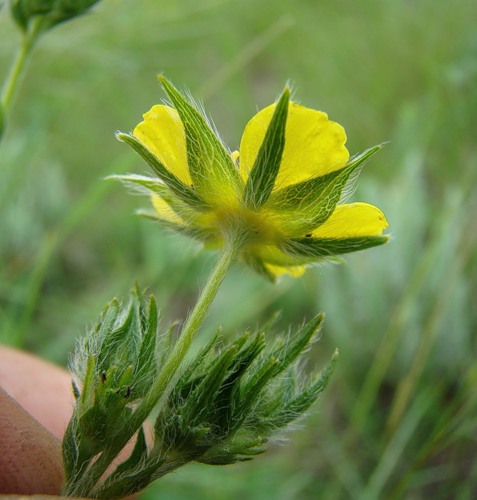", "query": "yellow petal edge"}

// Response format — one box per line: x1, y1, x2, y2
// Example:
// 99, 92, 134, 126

134, 105, 191, 185
239, 102, 350, 189
311, 202, 388, 238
